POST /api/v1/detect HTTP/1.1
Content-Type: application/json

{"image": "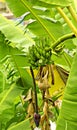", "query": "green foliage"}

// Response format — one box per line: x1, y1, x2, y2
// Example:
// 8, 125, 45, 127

0, 0, 77, 129
26, 18, 64, 40
0, 19, 34, 129
6, 0, 27, 17
5, 0, 65, 41
8, 119, 31, 130
56, 51, 77, 130
0, 15, 34, 50
0, 83, 23, 129
39, 0, 72, 6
